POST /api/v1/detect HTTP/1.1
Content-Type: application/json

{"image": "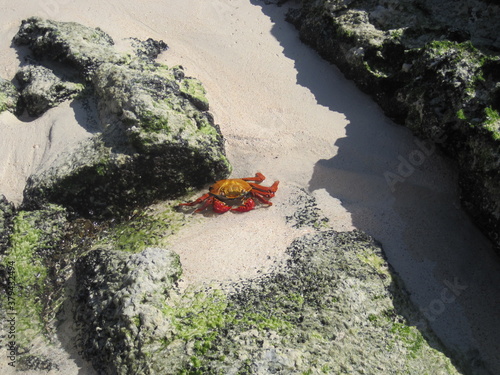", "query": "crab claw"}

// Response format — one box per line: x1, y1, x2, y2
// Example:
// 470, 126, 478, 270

213, 199, 232, 213
232, 198, 256, 212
